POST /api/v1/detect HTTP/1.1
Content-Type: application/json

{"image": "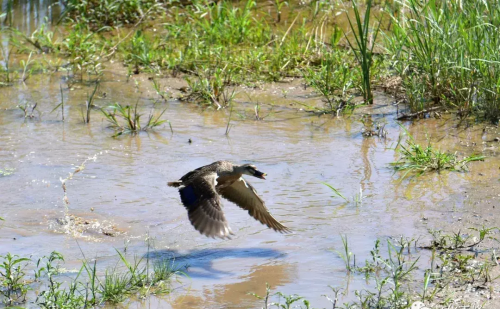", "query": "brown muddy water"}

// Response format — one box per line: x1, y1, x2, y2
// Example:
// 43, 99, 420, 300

1, 66, 500, 308
2, 2, 500, 309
